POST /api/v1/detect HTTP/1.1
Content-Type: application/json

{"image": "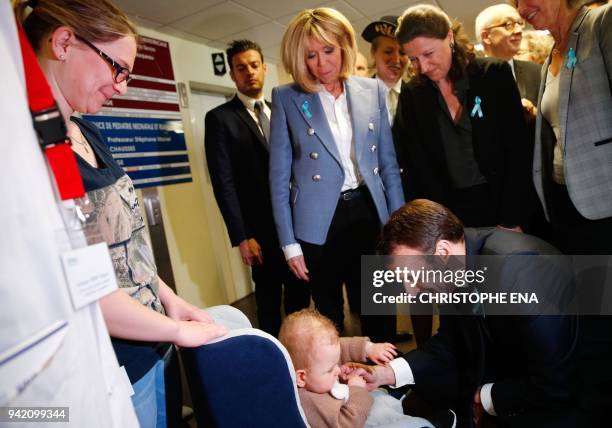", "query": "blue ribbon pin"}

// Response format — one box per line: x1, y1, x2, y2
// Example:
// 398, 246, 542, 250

470, 96, 483, 119
301, 100, 313, 119
565, 48, 577, 70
